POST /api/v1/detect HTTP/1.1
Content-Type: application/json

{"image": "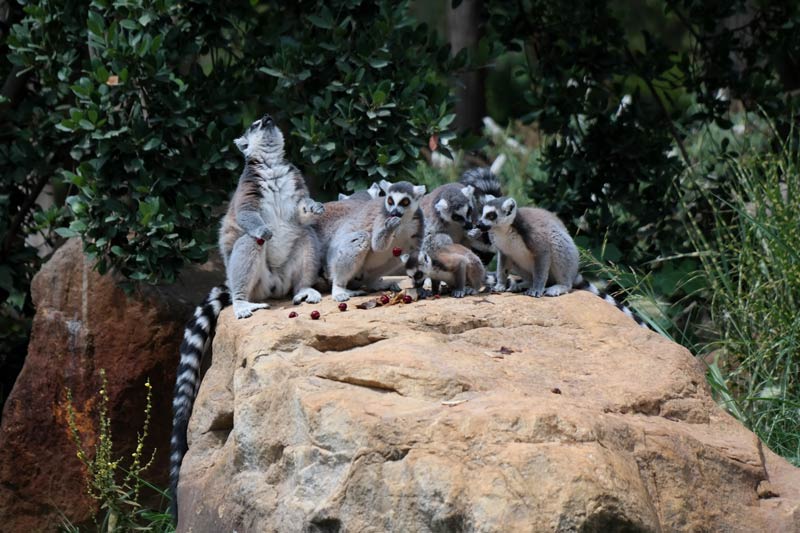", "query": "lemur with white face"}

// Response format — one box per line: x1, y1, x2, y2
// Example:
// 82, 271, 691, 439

316, 179, 426, 302
170, 115, 324, 521
476, 195, 649, 326
420, 182, 476, 253
403, 244, 486, 298
477, 196, 578, 297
